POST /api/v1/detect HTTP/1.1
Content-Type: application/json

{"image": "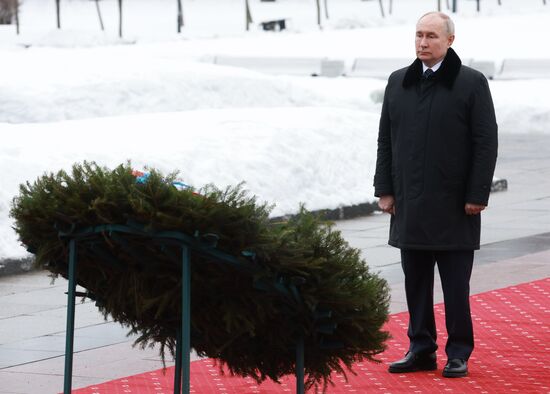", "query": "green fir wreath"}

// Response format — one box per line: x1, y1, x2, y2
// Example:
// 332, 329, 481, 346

10, 162, 390, 390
